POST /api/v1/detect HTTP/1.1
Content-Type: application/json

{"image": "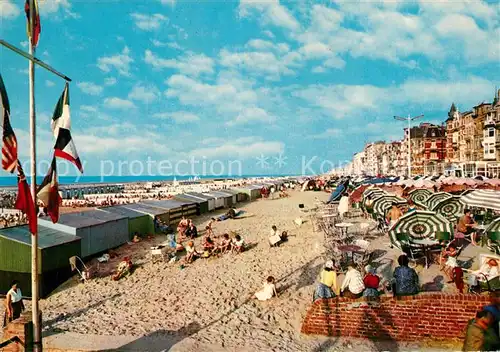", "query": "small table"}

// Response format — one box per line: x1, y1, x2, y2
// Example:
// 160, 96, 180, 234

335, 222, 354, 237
338, 244, 363, 267
411, 238, 439, 268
